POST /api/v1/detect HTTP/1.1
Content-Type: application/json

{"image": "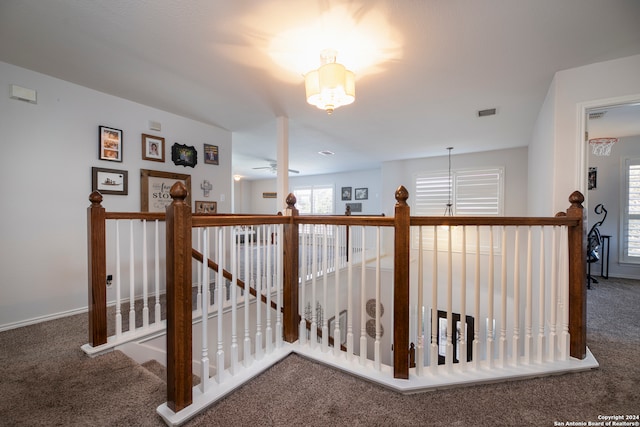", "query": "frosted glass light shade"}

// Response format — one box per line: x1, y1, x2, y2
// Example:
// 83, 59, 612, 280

304, 62, 355, 114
